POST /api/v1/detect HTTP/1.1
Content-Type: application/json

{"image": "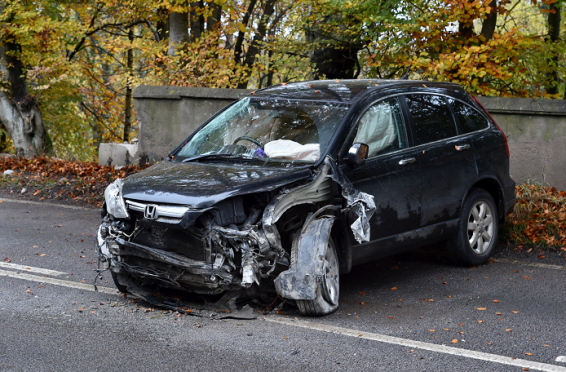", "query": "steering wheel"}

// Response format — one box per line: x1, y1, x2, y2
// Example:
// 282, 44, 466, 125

232, 136, 264, 149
